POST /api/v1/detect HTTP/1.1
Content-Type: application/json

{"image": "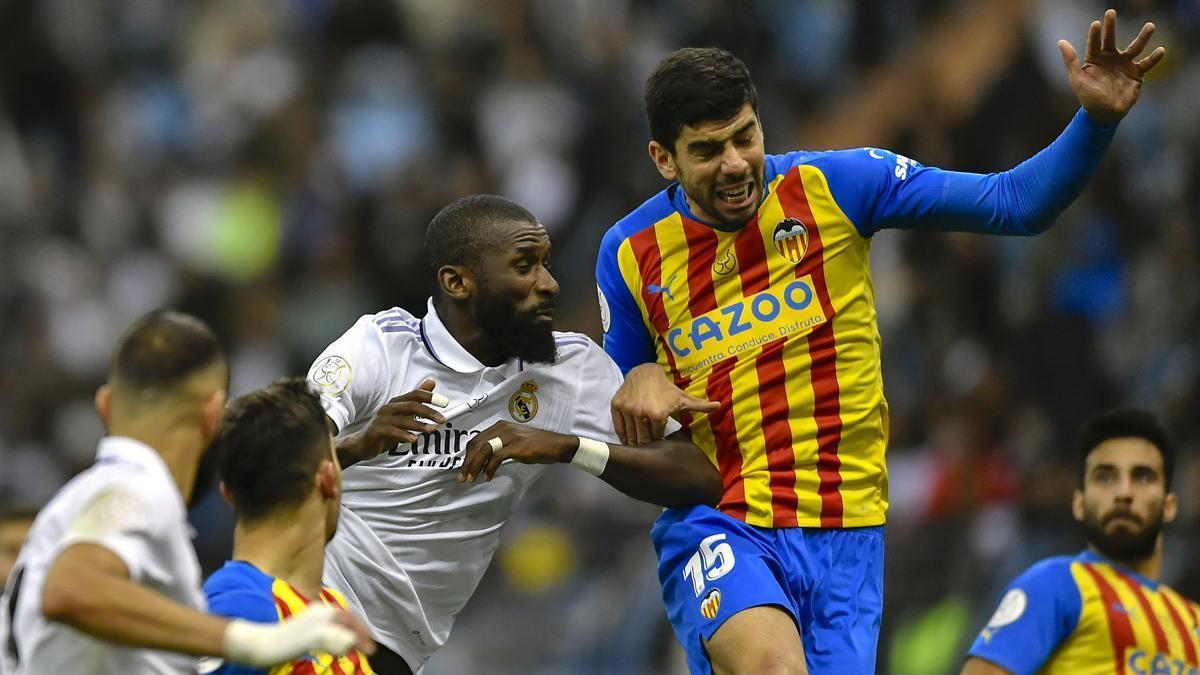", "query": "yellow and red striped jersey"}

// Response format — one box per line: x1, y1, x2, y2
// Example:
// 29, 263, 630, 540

969, 550, 1200, 675
204, 560, 374, 675
598, 151, 895, 528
